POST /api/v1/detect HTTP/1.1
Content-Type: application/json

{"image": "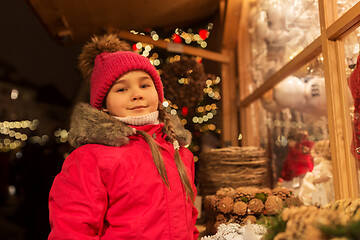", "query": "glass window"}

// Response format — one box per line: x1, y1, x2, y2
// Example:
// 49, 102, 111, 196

248, 0, 320, 88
